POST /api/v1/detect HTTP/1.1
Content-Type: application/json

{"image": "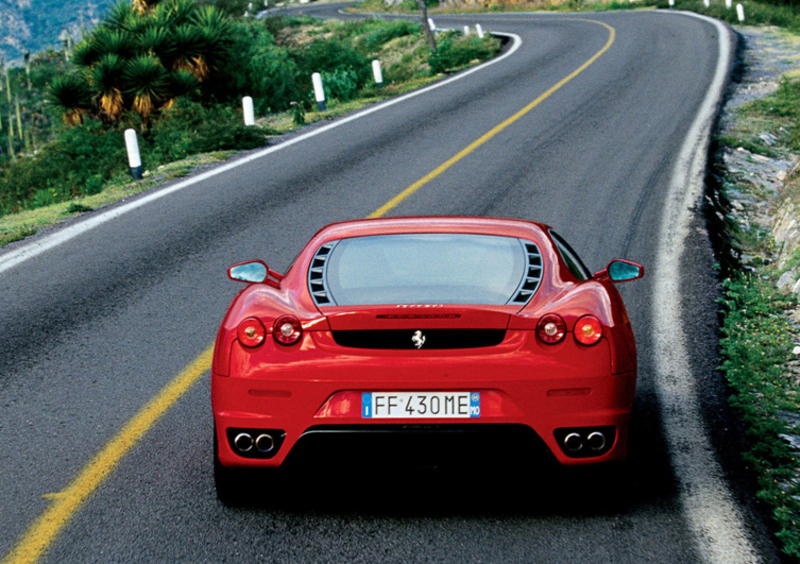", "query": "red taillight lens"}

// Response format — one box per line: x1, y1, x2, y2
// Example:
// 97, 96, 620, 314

238, 318, 266, 348
273, 315, 303, 346
574, 315, 603, 346
537, 314, 566, 344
